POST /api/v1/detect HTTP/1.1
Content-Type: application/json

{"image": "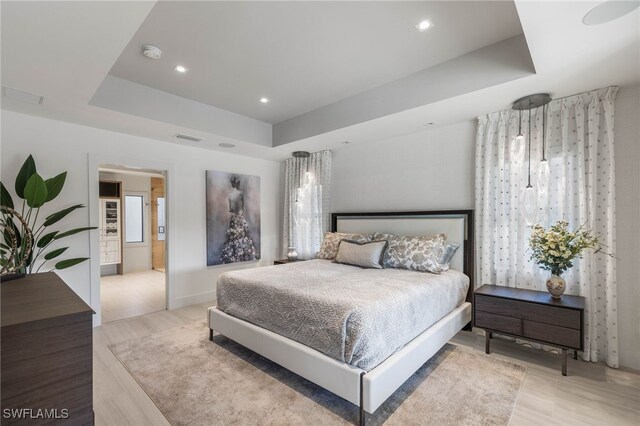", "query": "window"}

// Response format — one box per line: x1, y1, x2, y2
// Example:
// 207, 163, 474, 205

125, 195, 144, 243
